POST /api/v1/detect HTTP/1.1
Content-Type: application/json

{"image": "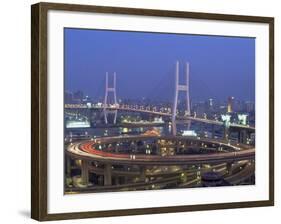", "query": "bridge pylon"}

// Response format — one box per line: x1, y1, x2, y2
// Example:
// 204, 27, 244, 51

103, 72, 117, 124
172, 61, 191, 135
